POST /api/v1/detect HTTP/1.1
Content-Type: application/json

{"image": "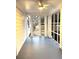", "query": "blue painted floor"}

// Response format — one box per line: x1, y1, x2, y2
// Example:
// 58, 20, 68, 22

16, 36, 62, 59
